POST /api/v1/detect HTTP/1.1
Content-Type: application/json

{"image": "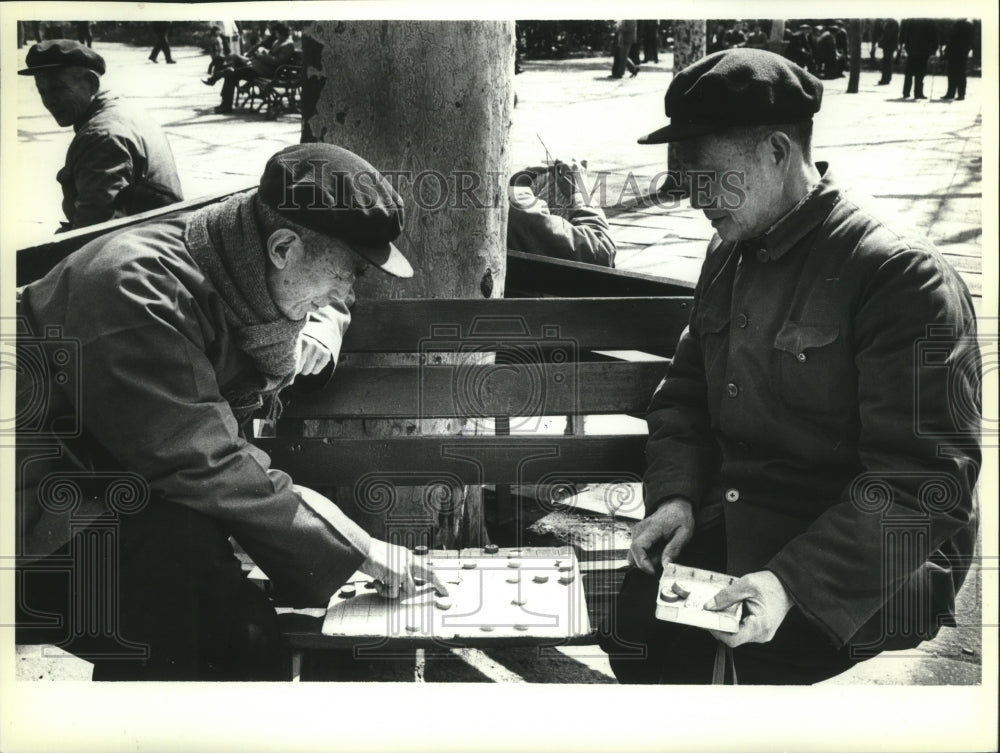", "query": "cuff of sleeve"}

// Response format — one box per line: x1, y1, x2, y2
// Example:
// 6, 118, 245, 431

766, 554, 857, 650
